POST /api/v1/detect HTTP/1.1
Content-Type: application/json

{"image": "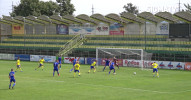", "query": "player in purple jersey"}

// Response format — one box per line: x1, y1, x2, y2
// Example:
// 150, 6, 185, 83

109, 60, 116, 75
58, 56, 62, 70
113, 57, 119, 69
9, 69, 16, 89
53, 60, 60, 76
103, 58, 110, 71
